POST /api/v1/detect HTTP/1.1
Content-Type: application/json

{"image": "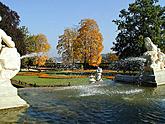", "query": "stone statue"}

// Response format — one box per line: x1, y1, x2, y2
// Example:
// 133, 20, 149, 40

143, 37, 165, 71
96, 67, 103, 81
89, 67, 103, 84
115, 37, 165, 86
0, 16, 28, 110
0, 29, 20, 79
89, 75, 96, 84
144, 37, 158, 51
